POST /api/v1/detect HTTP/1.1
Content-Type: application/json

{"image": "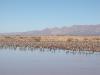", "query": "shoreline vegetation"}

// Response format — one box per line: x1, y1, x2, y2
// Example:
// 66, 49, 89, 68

0, 36, 100, 52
